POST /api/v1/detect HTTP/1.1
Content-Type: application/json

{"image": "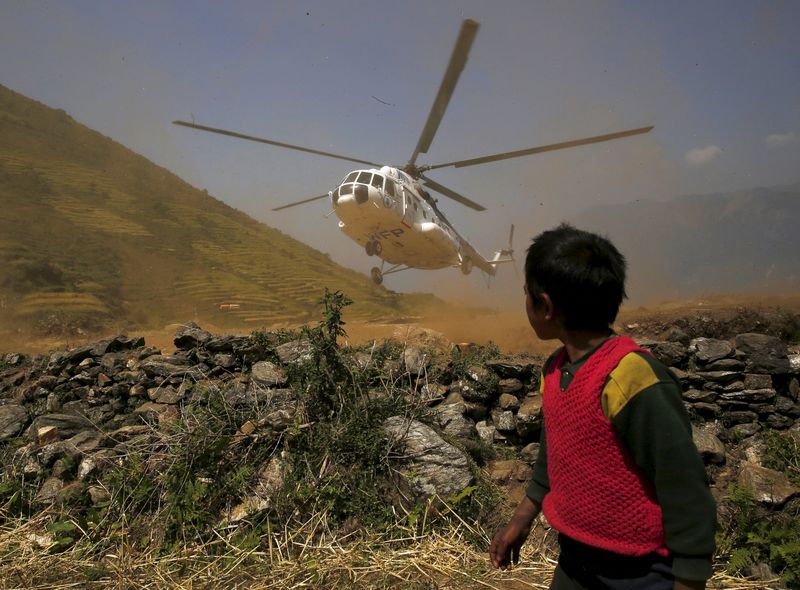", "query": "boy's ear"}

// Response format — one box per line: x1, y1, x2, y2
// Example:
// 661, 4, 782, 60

540, 292, 556, 320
